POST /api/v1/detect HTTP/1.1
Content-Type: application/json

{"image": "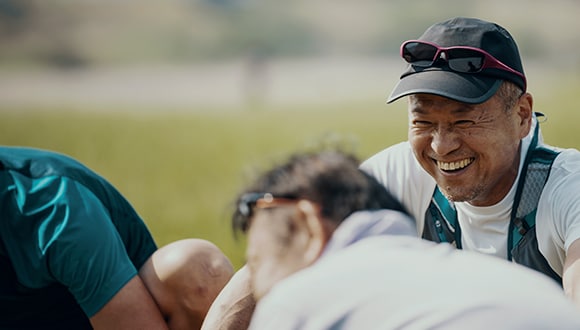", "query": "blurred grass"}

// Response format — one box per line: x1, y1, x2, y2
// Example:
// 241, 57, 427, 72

0, 81, 578, 269
0, 101, 409, 268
